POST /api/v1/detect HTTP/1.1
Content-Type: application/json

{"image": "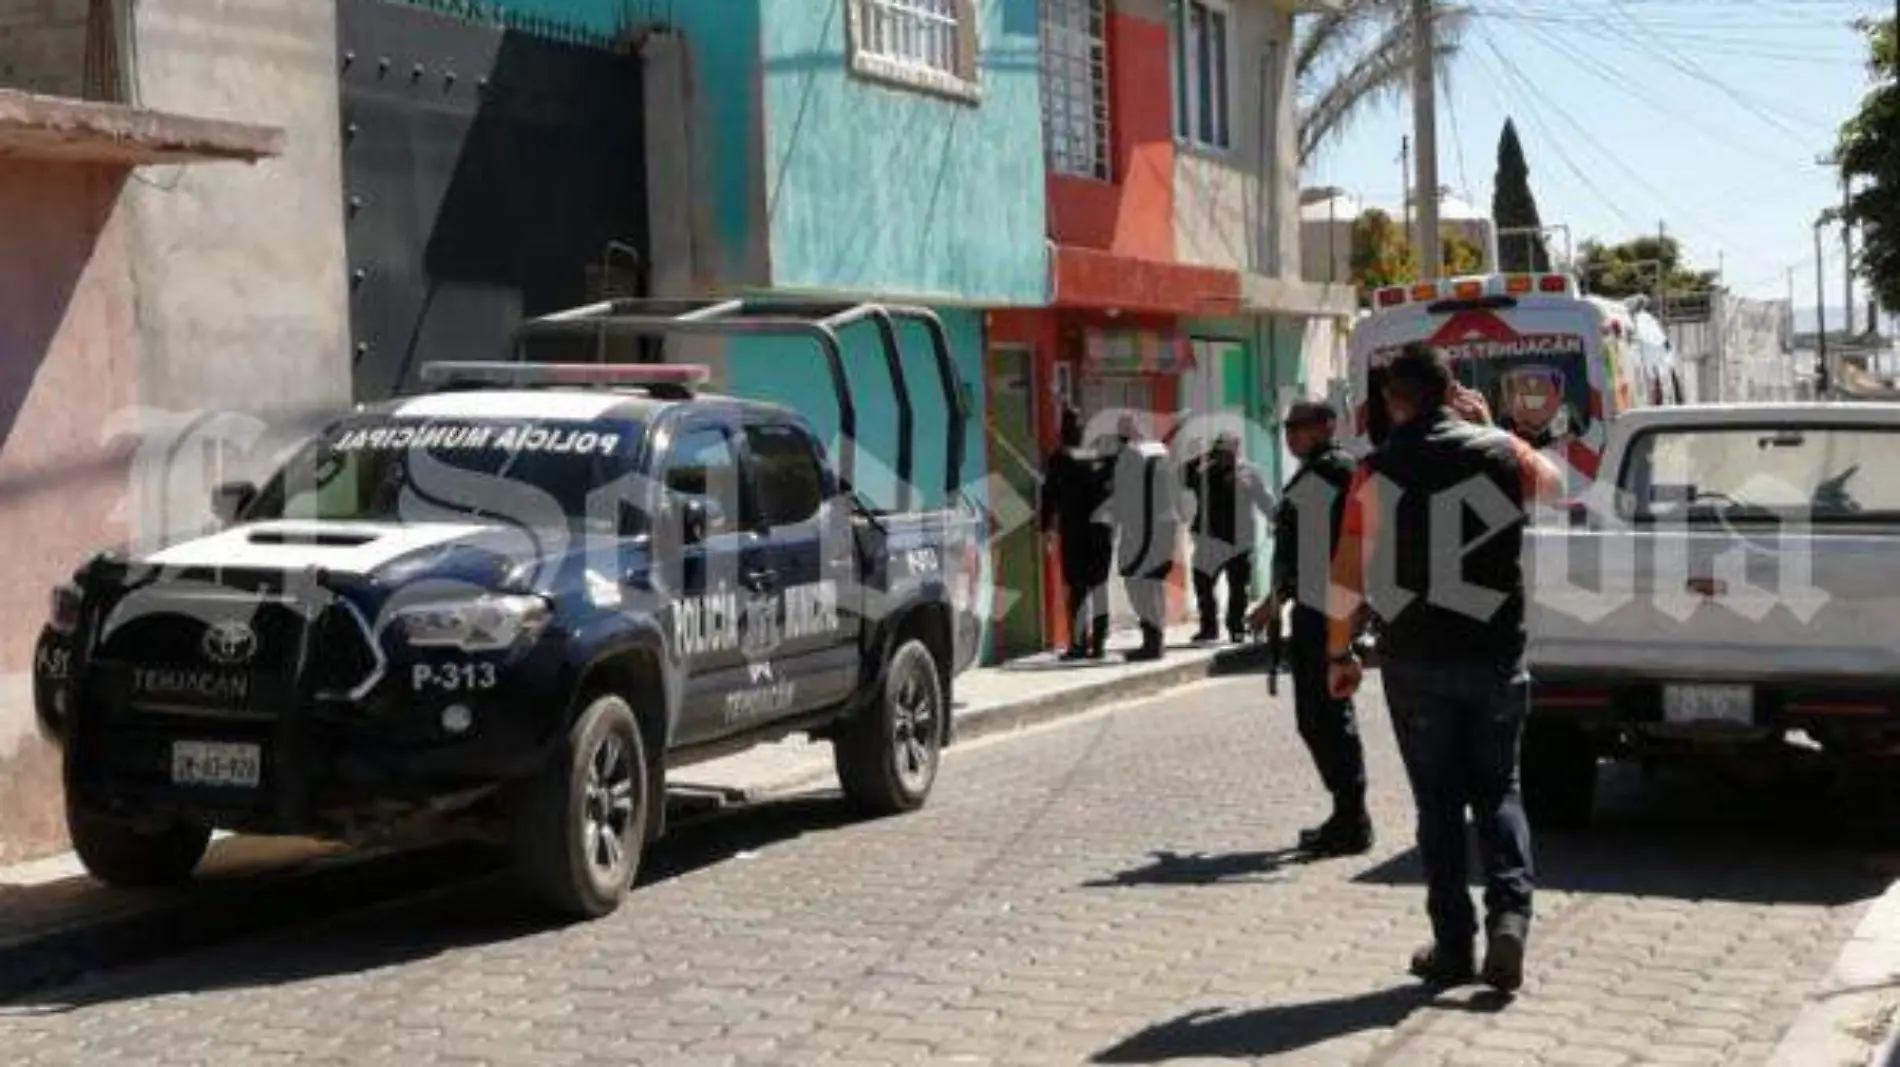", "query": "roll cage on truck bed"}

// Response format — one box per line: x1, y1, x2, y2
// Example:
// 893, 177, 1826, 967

38, 296, 985, 919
